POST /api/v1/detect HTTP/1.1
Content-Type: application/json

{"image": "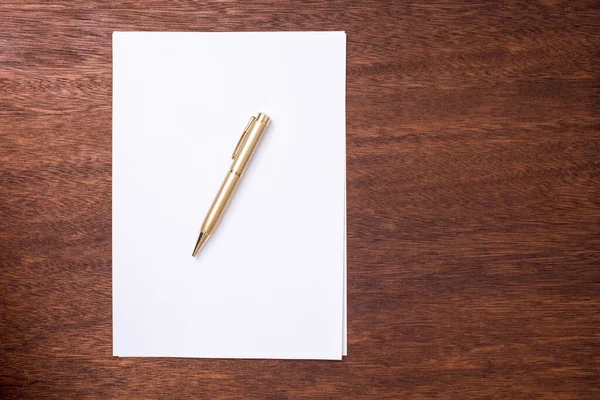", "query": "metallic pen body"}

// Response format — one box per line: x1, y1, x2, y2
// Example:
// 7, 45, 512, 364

193, 113, 271, 256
